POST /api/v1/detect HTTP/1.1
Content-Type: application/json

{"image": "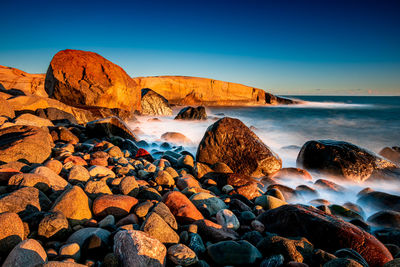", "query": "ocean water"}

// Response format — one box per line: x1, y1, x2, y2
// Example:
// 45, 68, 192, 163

129, 96, 400, 214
